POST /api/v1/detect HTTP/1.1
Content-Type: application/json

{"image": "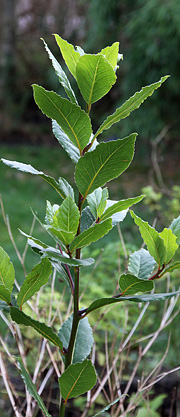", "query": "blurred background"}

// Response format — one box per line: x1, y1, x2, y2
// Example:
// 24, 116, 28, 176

0, 1, 180, 416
